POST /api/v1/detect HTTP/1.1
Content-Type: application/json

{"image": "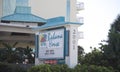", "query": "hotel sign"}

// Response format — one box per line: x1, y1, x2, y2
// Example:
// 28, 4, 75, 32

39, 28, 64, 59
